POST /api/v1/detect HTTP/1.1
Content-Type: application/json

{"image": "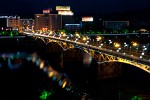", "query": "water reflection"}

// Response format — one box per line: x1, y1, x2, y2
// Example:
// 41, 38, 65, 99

0, 52, 83, 99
